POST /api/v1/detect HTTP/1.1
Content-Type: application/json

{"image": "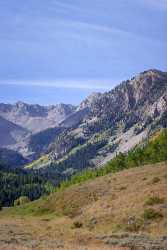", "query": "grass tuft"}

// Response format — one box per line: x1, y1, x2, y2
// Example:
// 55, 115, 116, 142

151, 177, 161, 184
145, 195, 164, 206
142, 208, 163, 220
